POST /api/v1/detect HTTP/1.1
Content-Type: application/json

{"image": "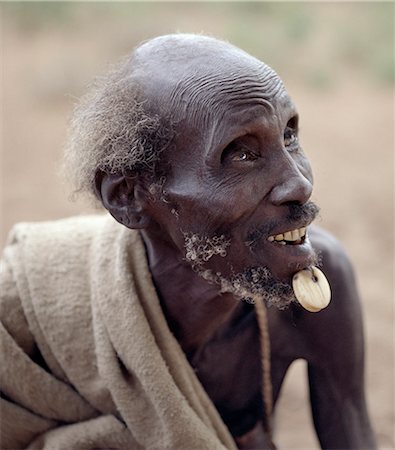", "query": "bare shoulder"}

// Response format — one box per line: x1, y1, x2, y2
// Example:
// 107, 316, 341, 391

309, 225, 357, 297
298, 225, 363, 326
309, 225, 353, 272
294, 225, 365, 361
